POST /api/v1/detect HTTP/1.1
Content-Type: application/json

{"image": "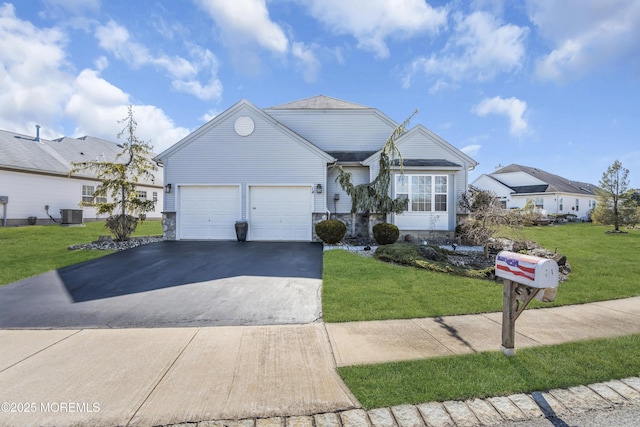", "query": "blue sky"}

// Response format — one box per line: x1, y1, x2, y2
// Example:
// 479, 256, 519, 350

2, 0, 639, 187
